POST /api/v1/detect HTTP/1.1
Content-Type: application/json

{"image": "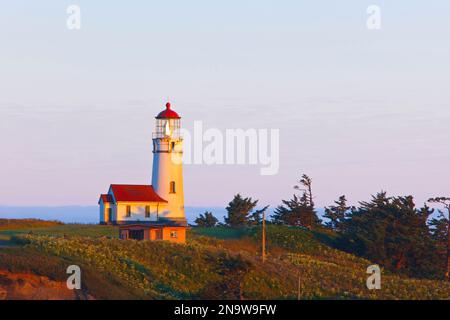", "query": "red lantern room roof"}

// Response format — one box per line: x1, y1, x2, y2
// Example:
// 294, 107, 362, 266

156, 102, 181, 119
